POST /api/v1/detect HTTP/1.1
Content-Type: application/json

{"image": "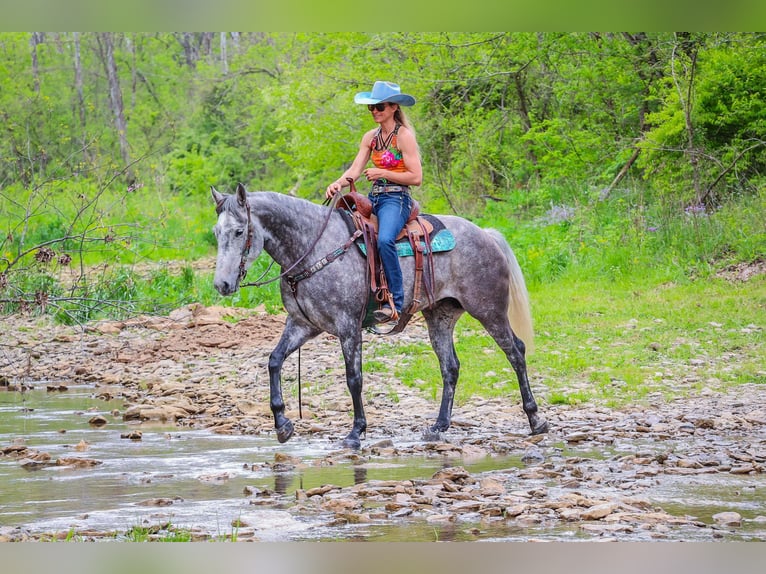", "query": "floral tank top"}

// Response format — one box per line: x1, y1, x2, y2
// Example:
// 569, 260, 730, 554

370, 124, 407, 173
